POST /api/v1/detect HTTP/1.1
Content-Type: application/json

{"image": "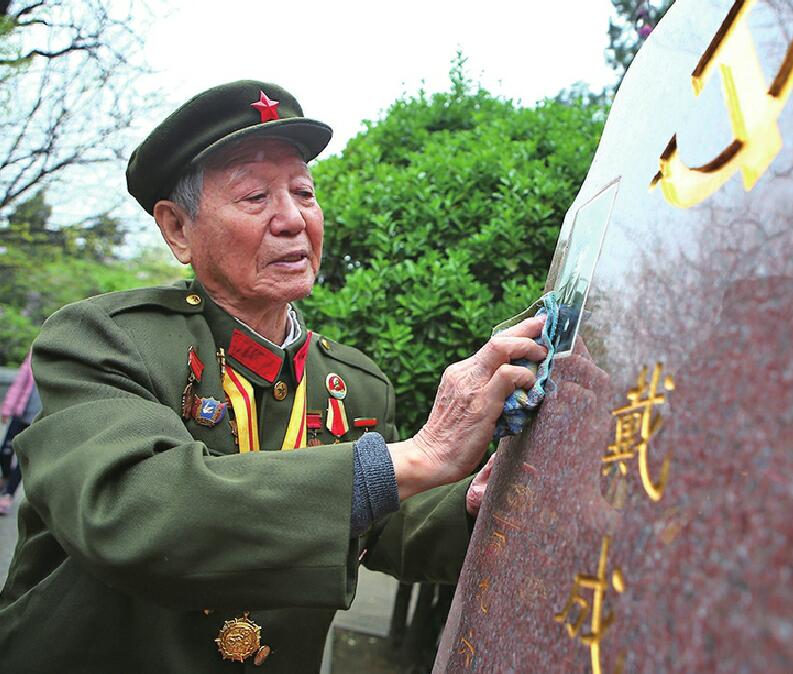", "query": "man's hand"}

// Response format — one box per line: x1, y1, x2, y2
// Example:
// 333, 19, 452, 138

466, 452, 496, 517
389, 315, 547, 500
